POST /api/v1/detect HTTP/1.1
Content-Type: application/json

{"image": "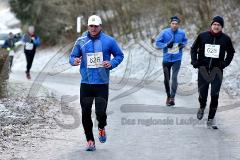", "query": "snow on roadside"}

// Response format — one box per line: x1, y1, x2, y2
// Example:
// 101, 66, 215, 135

0, 82, 64, 160
0, 1, 20, 29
